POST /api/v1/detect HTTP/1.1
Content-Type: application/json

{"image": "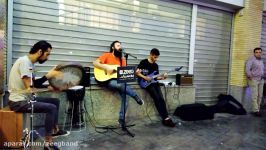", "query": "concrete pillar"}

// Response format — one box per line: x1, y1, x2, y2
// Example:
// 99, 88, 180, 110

230, 0, 264, 111
0, 0, 7, 108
